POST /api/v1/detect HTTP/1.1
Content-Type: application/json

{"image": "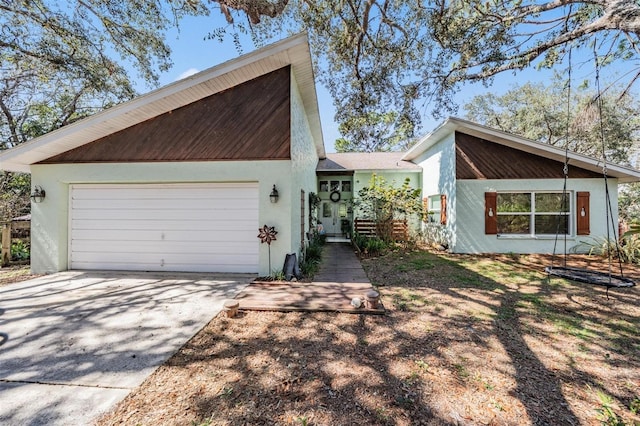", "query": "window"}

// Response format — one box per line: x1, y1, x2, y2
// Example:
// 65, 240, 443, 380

330, 180, 340, 192
322, 202, 332, 218
496, 192, 570, 235
426, 195, 441, 223
339, 202, 347, 218
341, 181, 351, 192
319, 181, 329, 192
